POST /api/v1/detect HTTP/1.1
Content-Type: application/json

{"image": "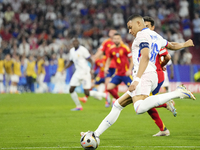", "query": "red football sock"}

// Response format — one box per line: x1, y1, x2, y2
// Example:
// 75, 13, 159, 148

155, 103, 167, 108
108, 89, 120, 99
147, 108, 165, 131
